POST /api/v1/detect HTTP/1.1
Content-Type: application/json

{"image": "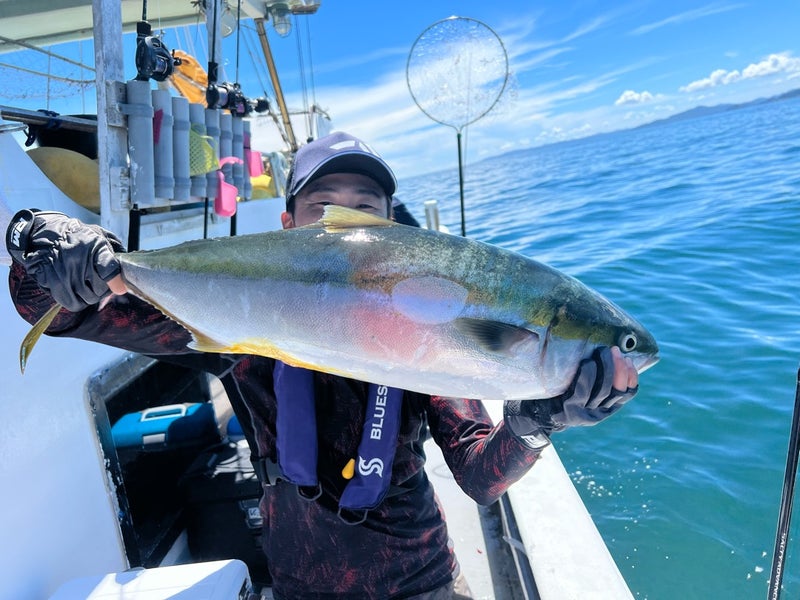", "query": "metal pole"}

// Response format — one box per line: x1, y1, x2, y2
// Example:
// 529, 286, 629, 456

255, 18, 298, 152
768, 366, 800, 600
93, 0, 129, 242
